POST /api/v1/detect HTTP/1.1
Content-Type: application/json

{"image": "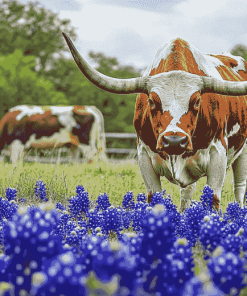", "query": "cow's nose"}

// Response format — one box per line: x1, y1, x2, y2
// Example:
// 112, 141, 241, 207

162, 135, 189, 154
